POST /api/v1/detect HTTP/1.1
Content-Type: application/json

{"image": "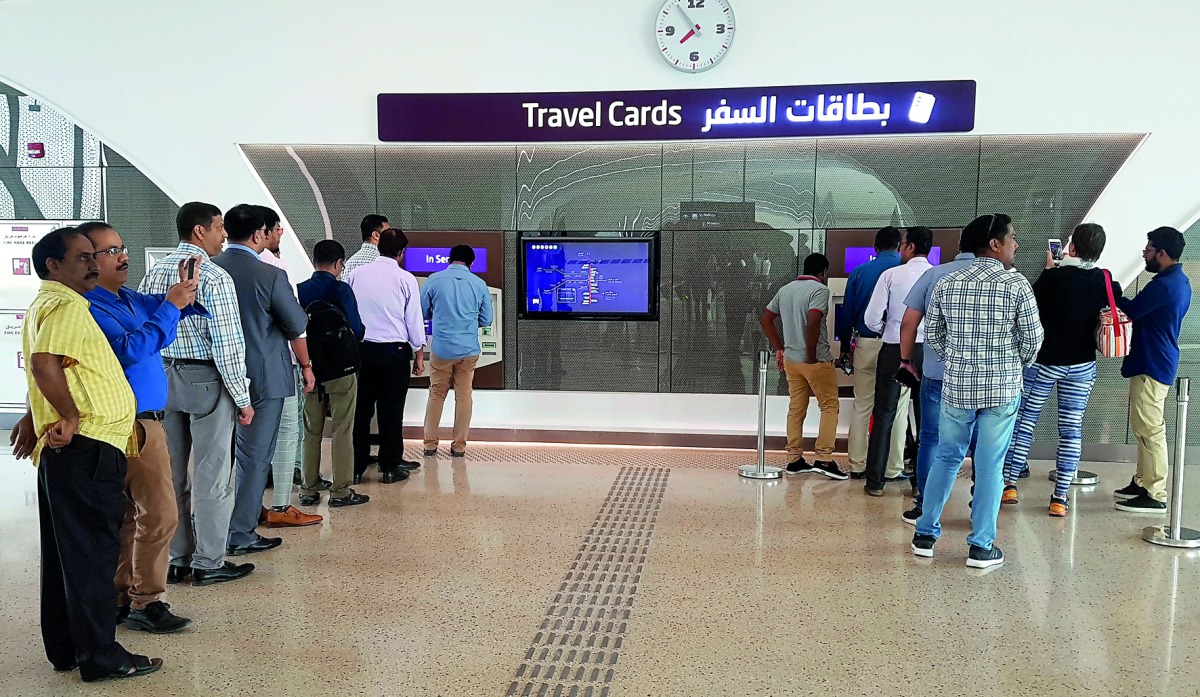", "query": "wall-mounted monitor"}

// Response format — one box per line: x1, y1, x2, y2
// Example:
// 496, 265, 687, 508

825, 228, 961, 278
519, 235, 659, 320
